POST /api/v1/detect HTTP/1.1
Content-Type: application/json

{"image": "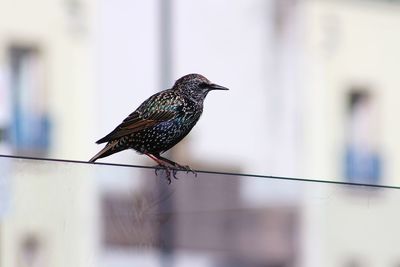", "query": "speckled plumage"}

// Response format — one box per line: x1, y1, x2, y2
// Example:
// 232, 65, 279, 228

89, 74, 228, 183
